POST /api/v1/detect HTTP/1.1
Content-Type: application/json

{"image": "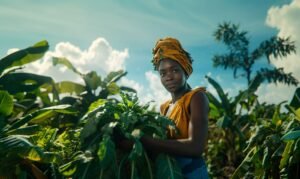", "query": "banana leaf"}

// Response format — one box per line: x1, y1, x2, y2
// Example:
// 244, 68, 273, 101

52, 57, 83, 76
0, 40, 49, 76
0, 90, 13, 116
0, 72, 54, 94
